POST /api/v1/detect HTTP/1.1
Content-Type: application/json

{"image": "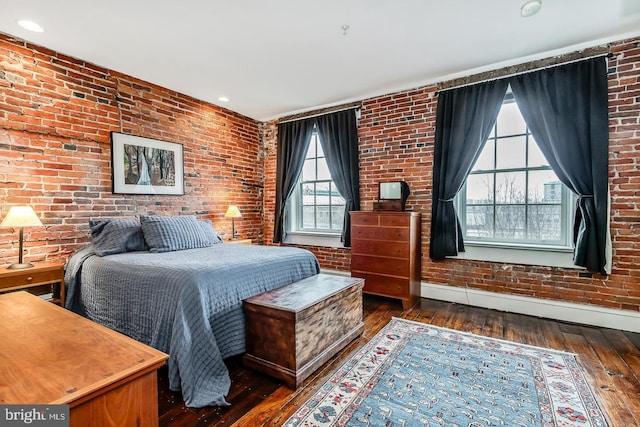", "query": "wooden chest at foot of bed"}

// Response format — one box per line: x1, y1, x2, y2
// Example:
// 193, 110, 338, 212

243, 274, 364, 388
